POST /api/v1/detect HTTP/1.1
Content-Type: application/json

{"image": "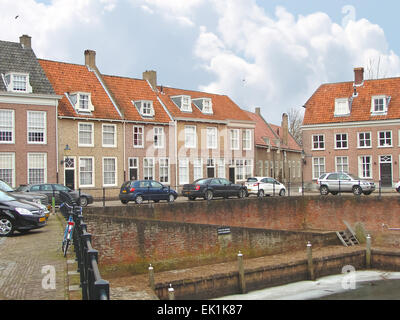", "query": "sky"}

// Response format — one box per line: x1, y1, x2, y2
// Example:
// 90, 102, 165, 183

1, 0, 400, 125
